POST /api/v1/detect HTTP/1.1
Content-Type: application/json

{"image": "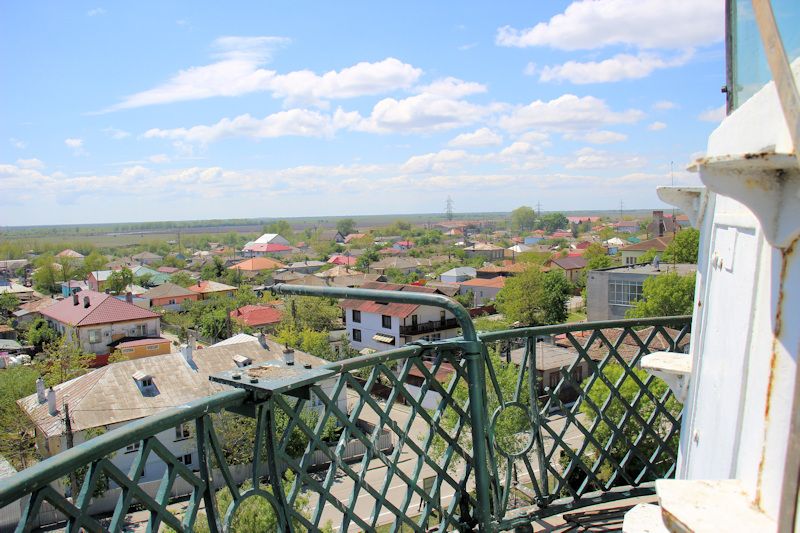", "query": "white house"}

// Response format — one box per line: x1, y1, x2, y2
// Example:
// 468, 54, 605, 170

342, 281, 461, 352
440, 266, 476, 283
